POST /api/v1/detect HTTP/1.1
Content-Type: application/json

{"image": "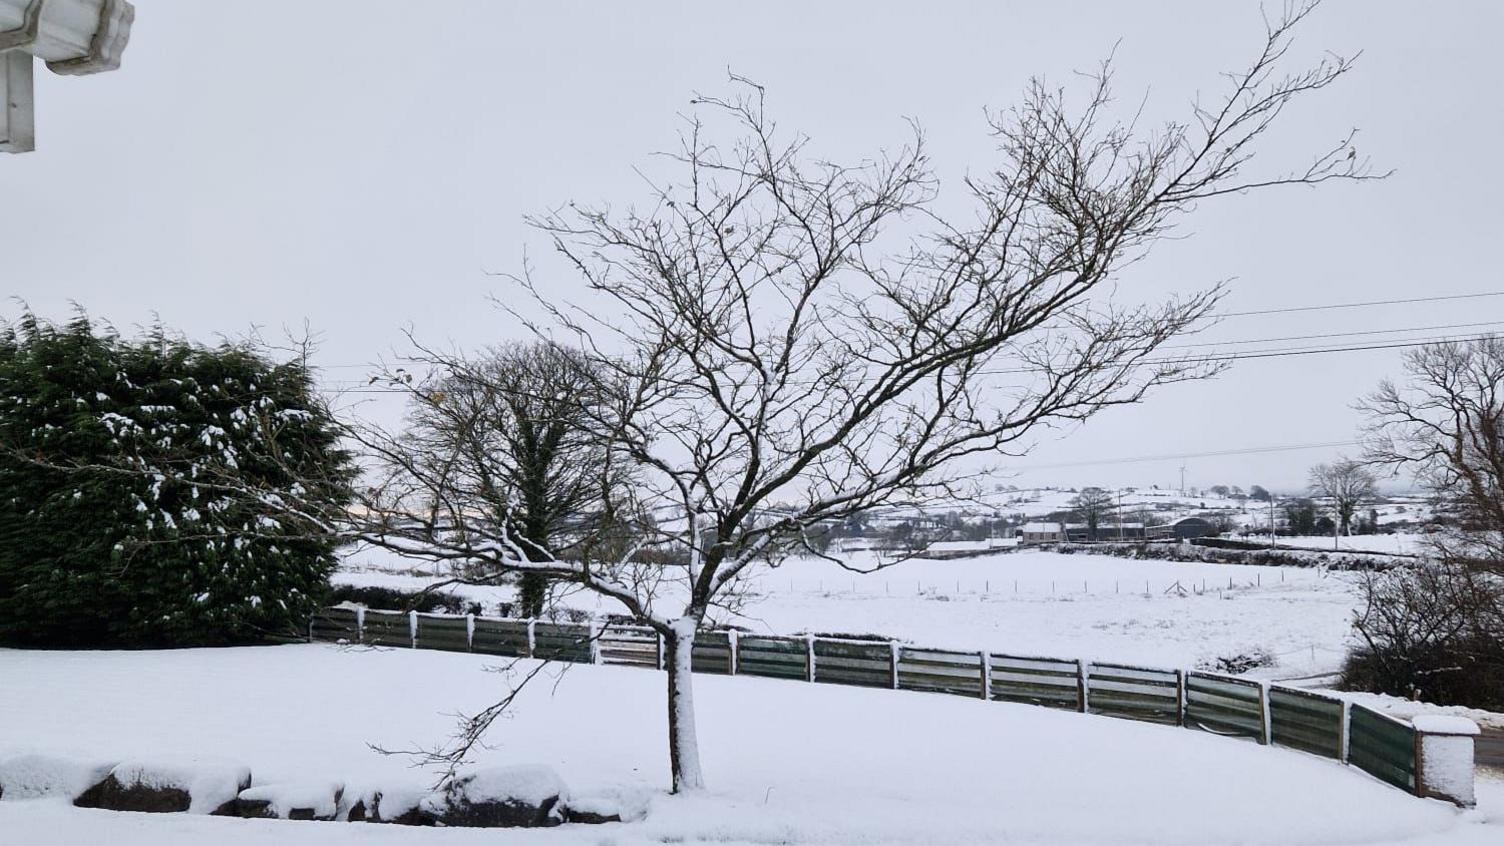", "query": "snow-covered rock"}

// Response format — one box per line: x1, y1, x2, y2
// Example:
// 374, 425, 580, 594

339, 783, 428, 823
236, 781, 343, 821
0, 755, 115, 802
73, 759, 251, 815
419, 765, 567, 828
562, 784, 652, 824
